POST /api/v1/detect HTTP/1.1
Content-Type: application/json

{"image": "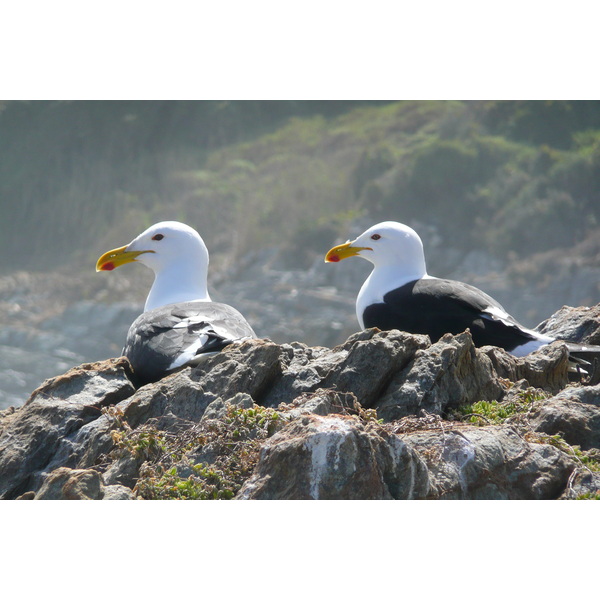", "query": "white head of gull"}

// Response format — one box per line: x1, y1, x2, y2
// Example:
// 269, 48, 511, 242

325, 221, 429, 329
97, 221, 211, 312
